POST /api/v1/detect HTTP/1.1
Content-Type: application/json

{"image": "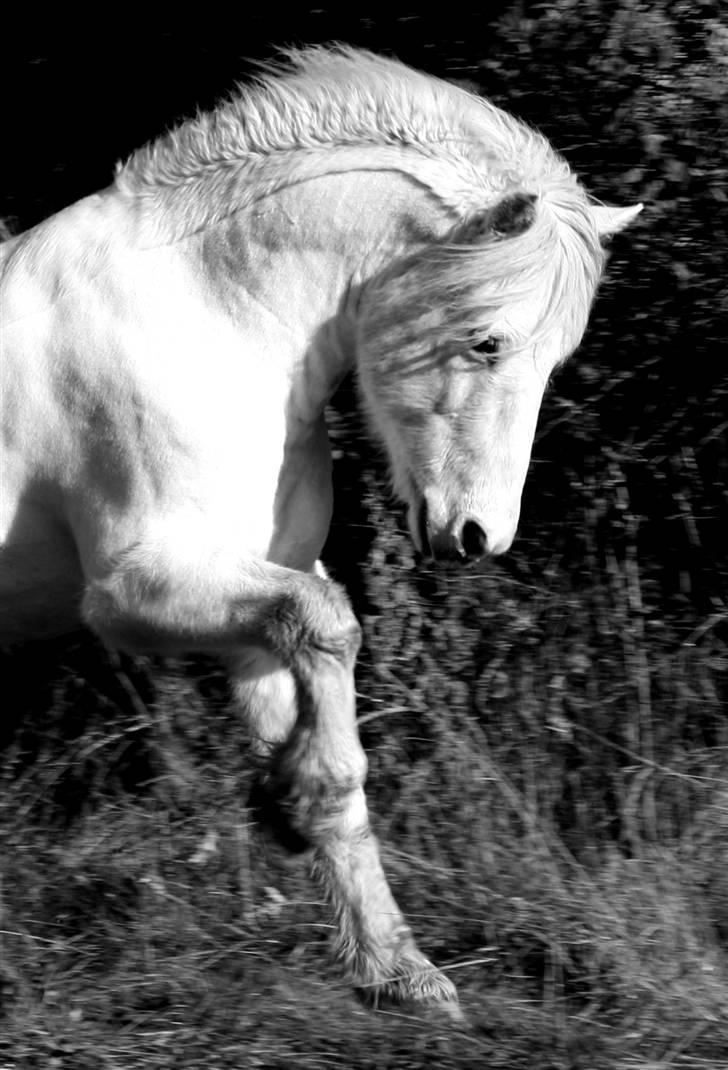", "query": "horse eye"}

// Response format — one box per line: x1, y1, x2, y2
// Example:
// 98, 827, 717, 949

471, 337, 501, 361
